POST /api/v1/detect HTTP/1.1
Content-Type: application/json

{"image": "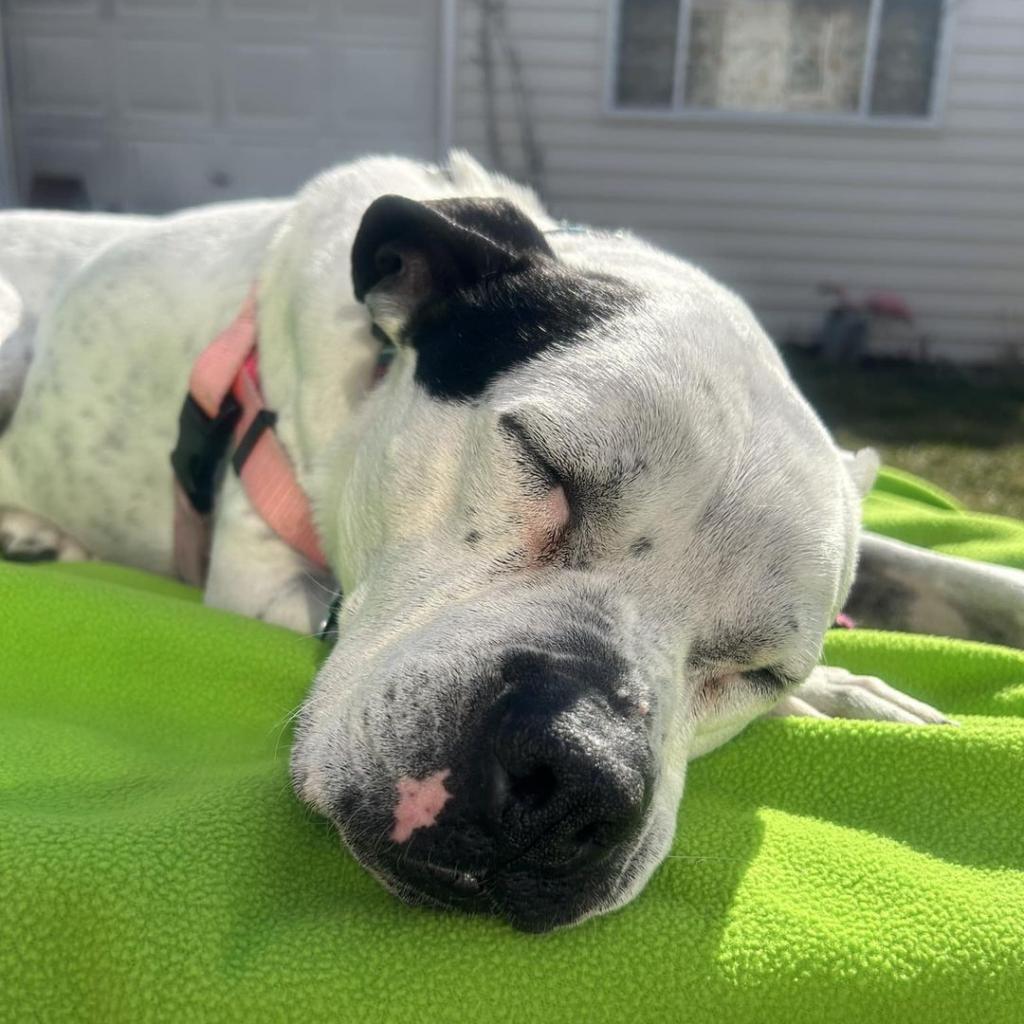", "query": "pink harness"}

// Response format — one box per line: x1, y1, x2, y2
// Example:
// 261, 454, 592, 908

171, 291, 327, 586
